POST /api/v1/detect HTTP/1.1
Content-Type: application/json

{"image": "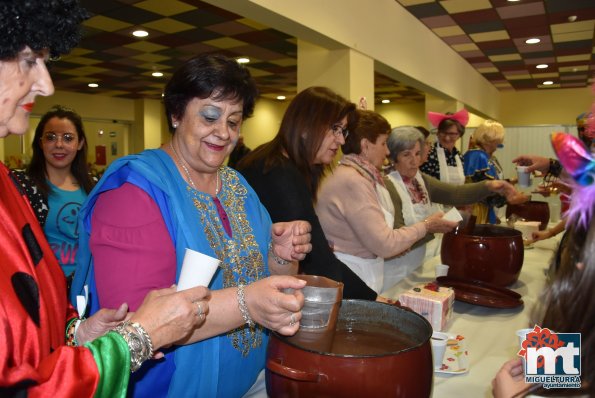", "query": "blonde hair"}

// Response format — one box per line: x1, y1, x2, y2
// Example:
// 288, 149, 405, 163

472, 120, 505, 146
